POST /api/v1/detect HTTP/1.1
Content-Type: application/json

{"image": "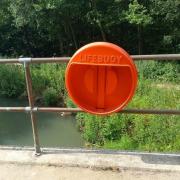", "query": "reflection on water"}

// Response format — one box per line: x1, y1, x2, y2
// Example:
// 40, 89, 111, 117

0, 97, 84, 147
